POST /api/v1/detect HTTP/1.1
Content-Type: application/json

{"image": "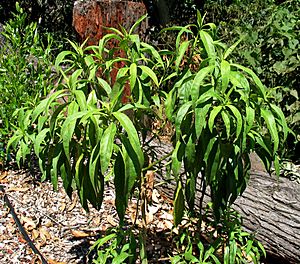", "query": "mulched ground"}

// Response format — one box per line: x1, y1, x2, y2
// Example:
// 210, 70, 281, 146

0, 169, 177, 263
